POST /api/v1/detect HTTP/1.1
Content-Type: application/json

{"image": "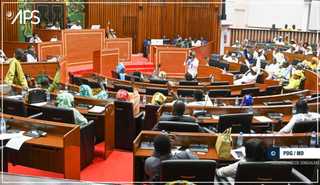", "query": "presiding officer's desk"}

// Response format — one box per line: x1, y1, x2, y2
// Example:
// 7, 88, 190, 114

1, 113, 80, 180
133, 130, 315, 181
